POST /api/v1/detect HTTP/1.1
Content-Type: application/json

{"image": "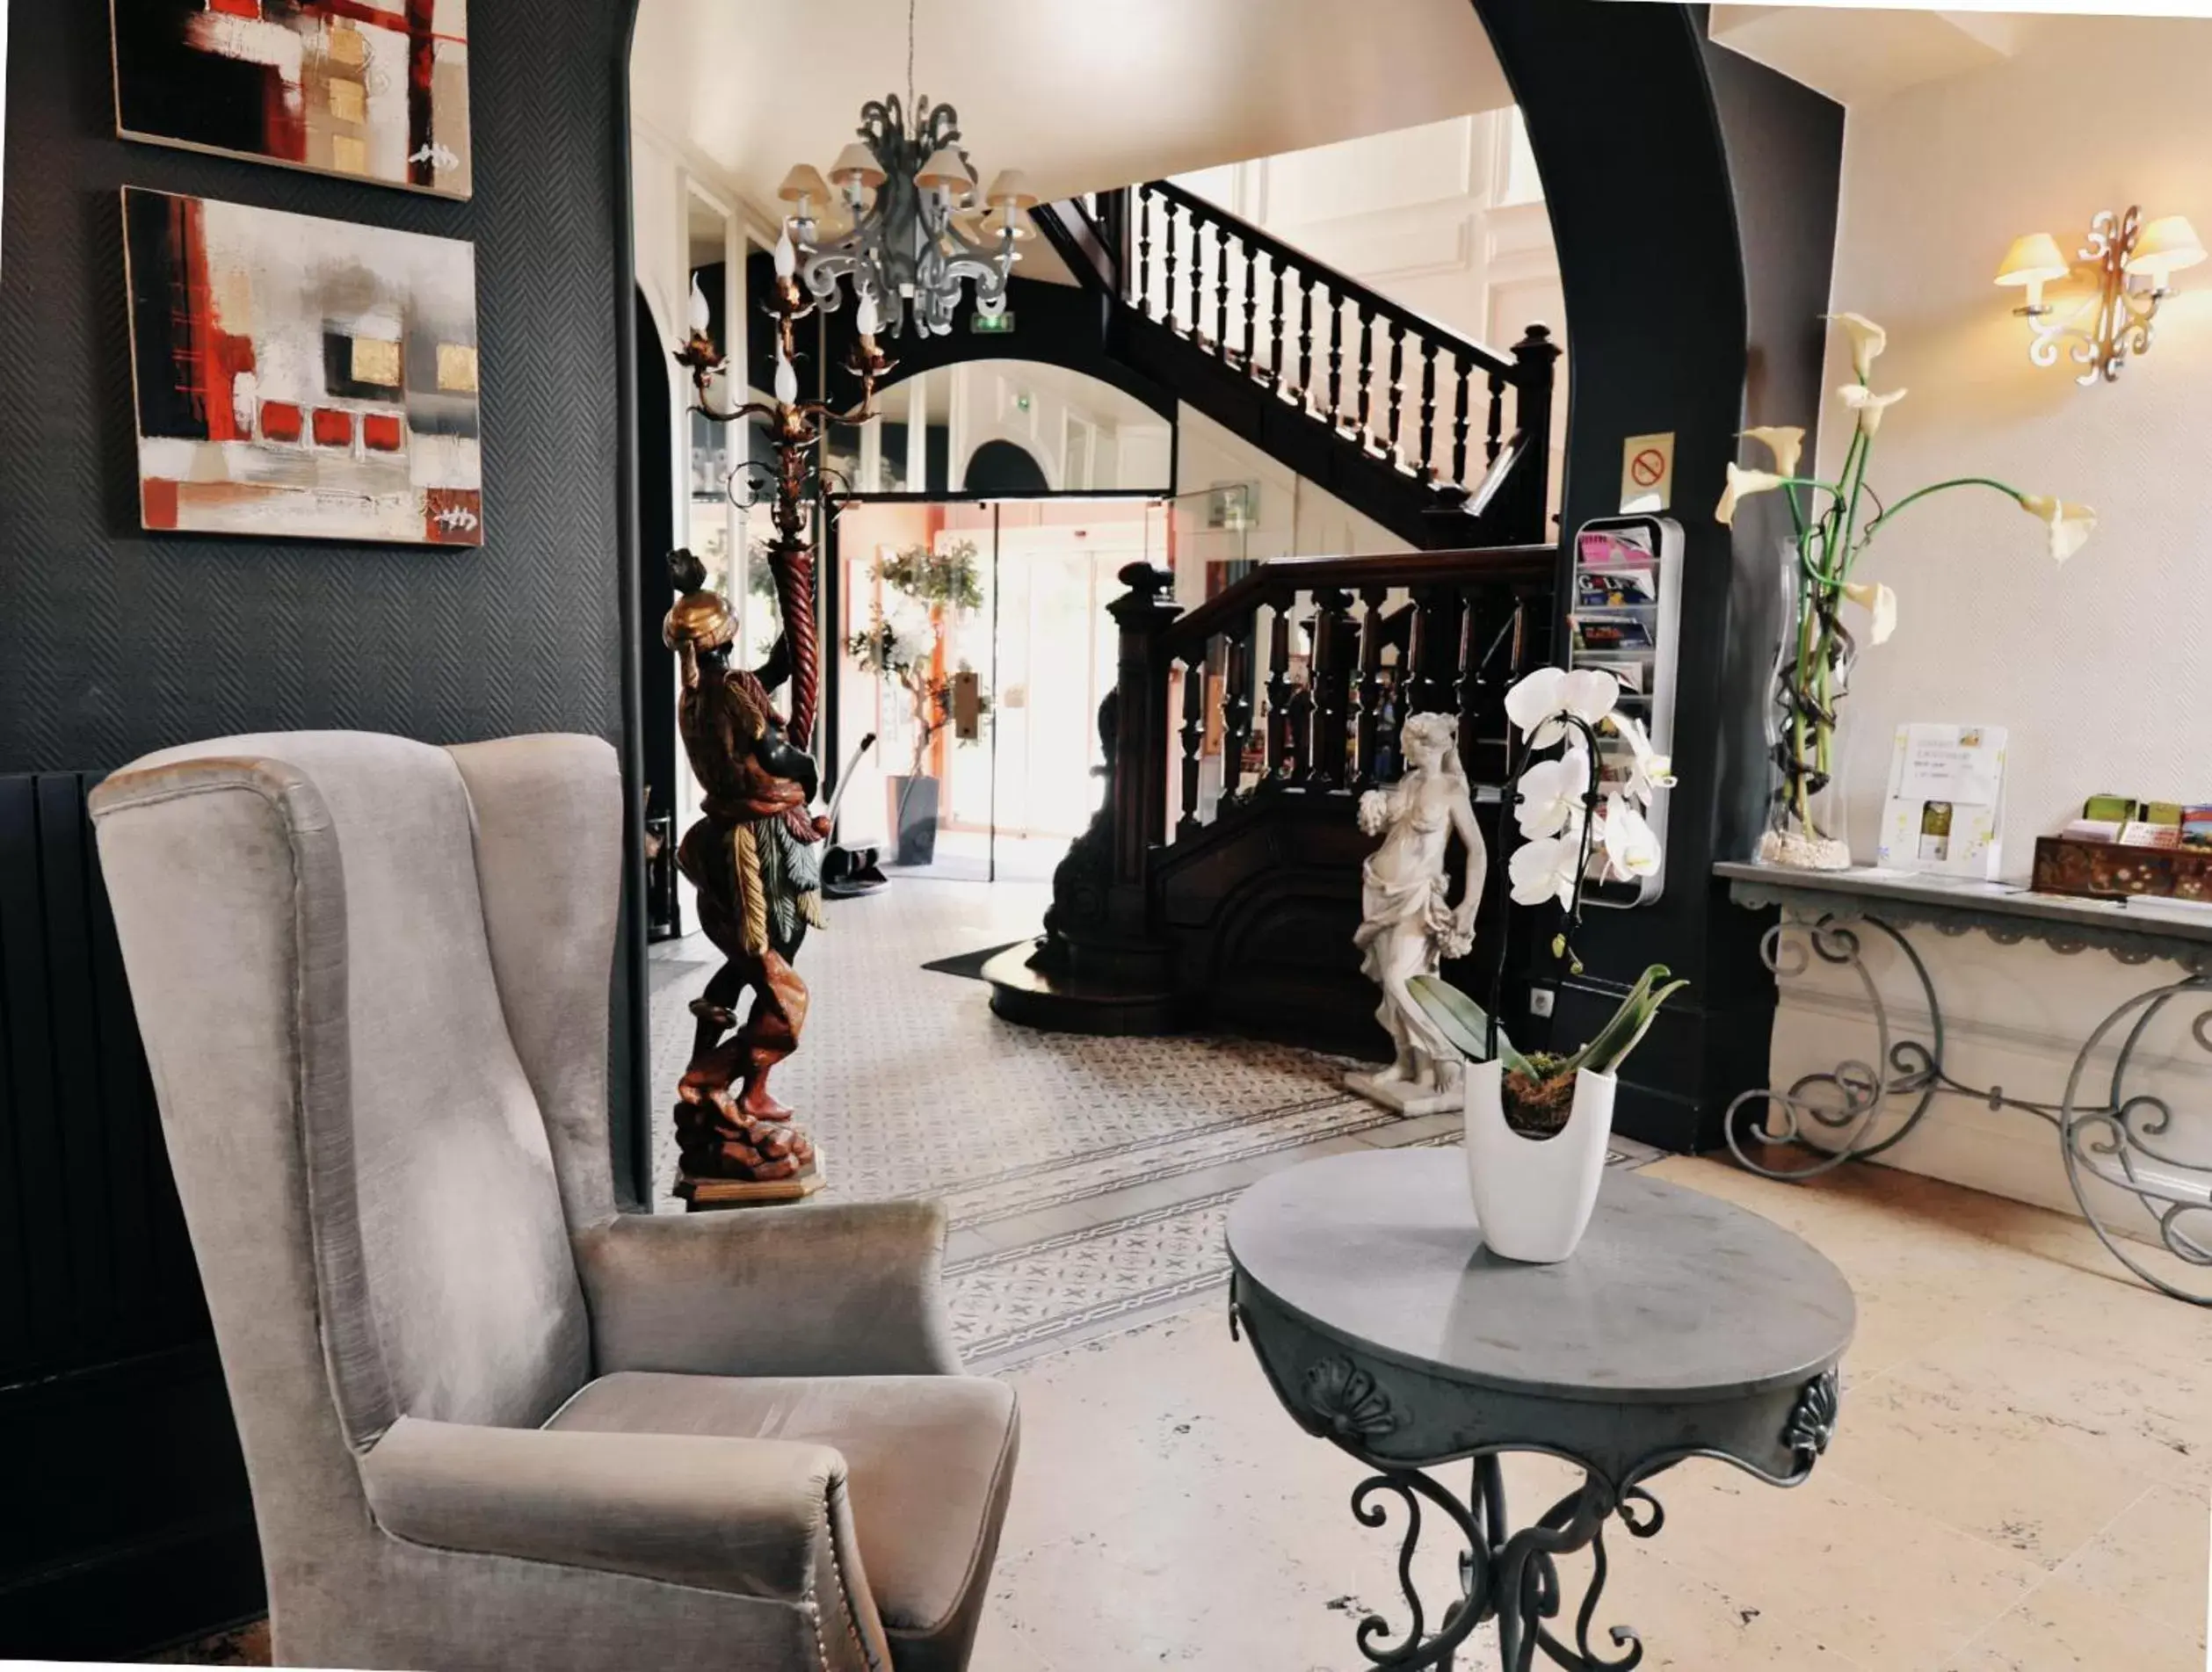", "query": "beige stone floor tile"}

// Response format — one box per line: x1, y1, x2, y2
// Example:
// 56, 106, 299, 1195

1622, 1454, 2042, 1670
1905, 1283, 2212, 1491
1822, 1358, 2164, 1567
1942, 1571, 2206, 1672
2050, 1483, 2210, 1645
